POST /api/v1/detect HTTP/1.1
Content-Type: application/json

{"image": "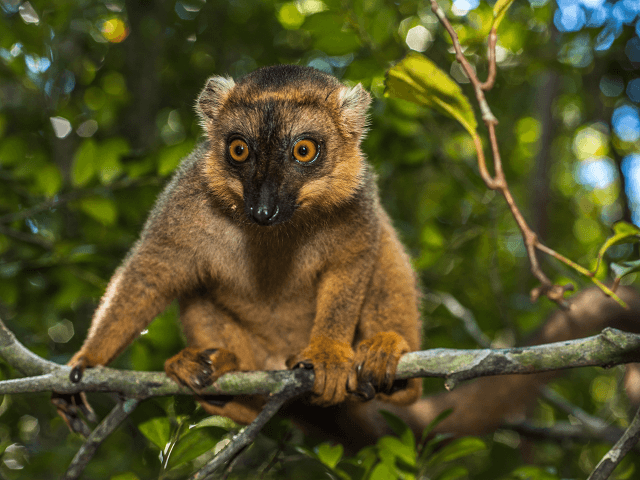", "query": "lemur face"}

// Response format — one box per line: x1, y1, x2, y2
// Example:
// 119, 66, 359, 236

197, 65, 371, 226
